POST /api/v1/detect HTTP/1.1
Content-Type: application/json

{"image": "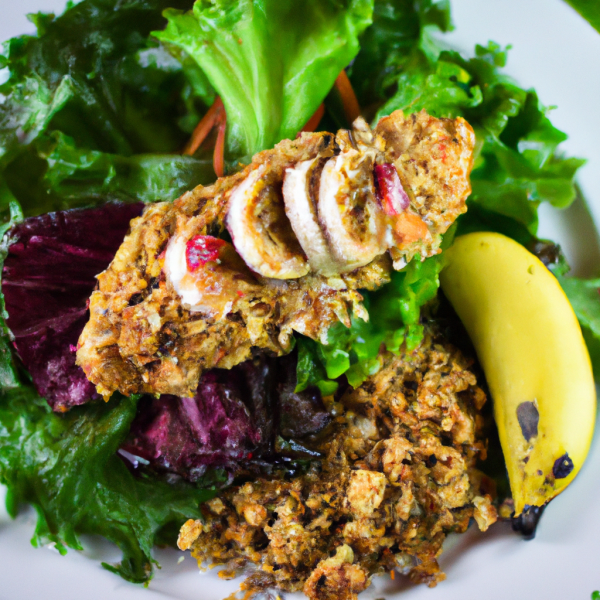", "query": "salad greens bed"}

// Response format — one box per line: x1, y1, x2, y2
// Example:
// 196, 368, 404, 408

0, 0, 599, 584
